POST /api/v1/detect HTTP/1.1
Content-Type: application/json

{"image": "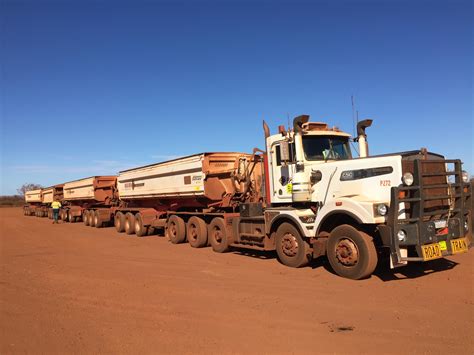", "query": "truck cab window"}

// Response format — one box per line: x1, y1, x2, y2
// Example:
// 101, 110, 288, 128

275, 143, 295, 166
302, 136, 351, 161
